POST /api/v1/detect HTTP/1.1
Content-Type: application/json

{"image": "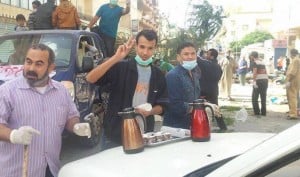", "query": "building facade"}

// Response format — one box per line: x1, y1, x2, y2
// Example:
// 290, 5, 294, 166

0, 0, 159, 36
